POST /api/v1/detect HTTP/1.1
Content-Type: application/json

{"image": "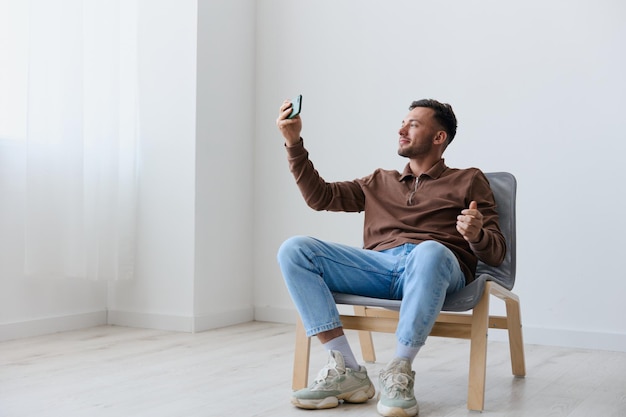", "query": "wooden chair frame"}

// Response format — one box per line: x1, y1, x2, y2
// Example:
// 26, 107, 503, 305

292, 281, 525, 411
